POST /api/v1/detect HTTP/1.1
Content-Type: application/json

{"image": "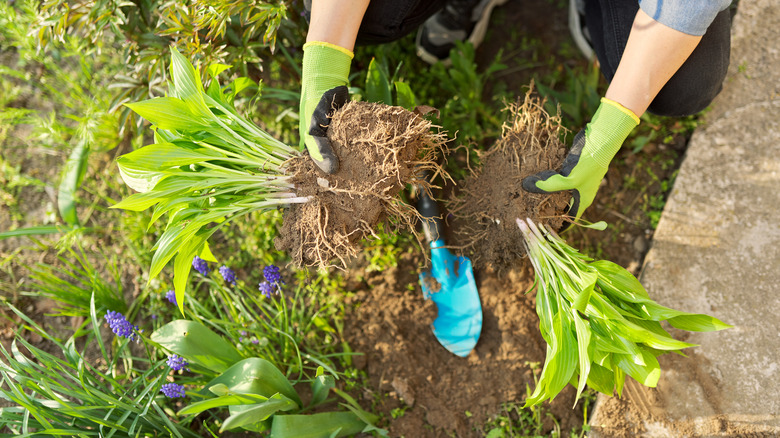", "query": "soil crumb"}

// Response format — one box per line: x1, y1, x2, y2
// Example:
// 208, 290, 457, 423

449, 88, 570, 270
275, 101, 446, 268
